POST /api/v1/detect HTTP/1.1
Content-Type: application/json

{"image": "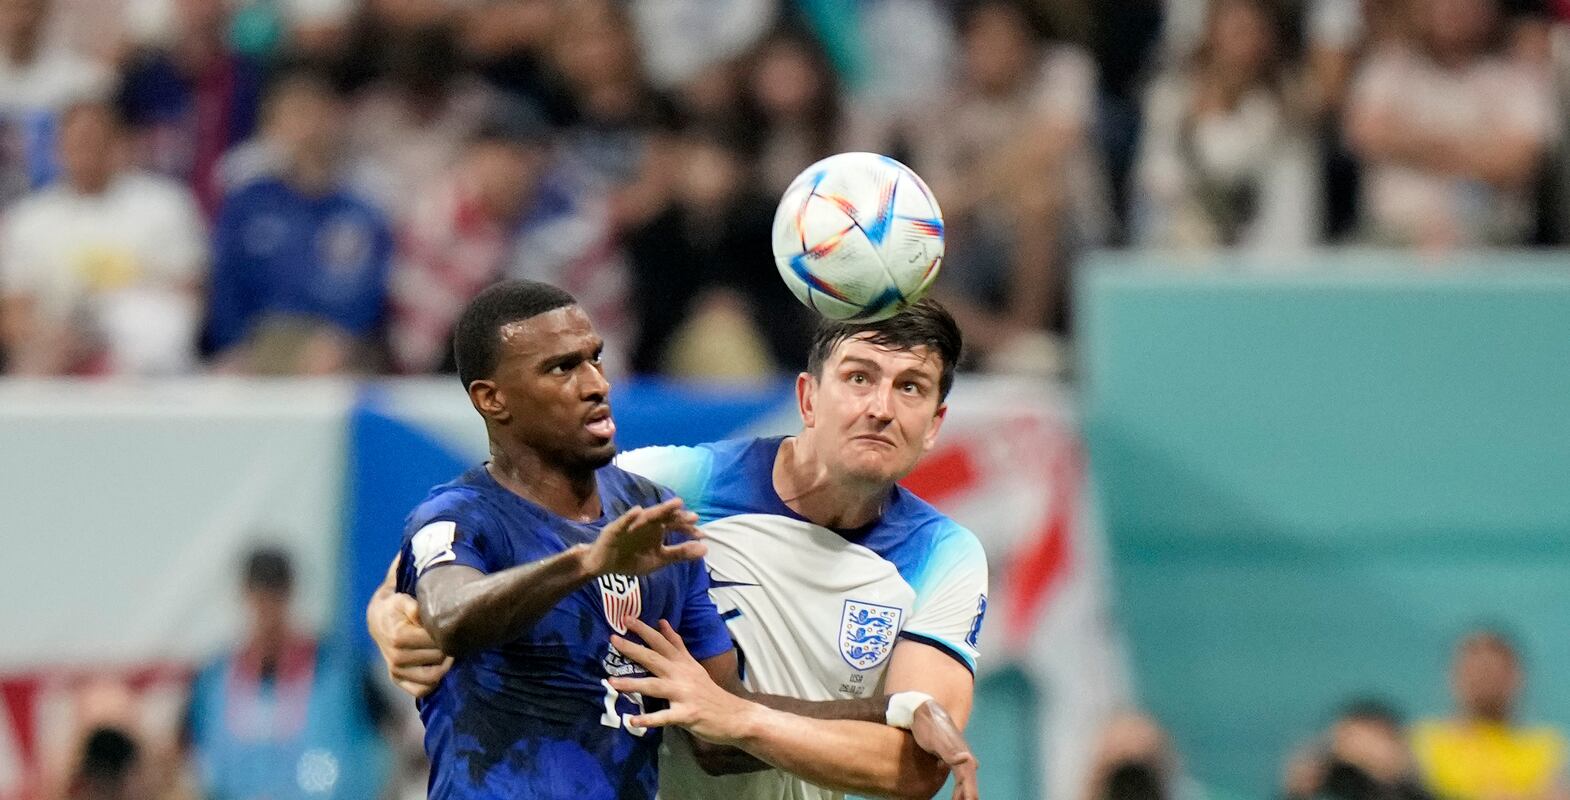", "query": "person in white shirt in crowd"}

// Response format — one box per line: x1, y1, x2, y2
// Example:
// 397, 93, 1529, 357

1133, 0, 1322, 251
0, 99, 206, 375
1345, 0, 1558, 248
0, 0, 111, 206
